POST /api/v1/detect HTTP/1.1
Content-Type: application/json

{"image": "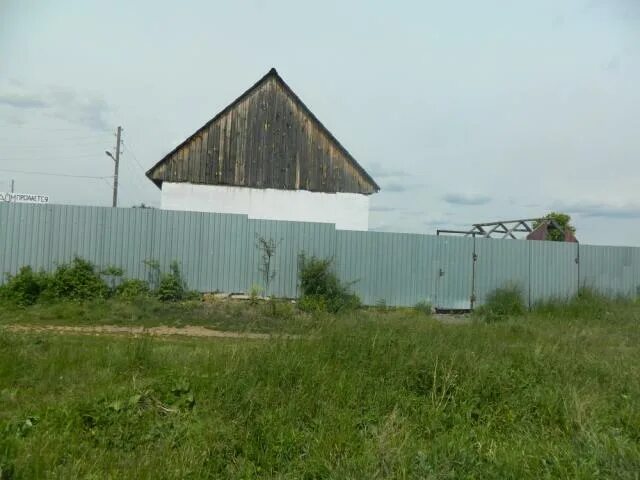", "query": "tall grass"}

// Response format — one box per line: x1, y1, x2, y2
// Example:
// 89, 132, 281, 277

2, 303, 640, 478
